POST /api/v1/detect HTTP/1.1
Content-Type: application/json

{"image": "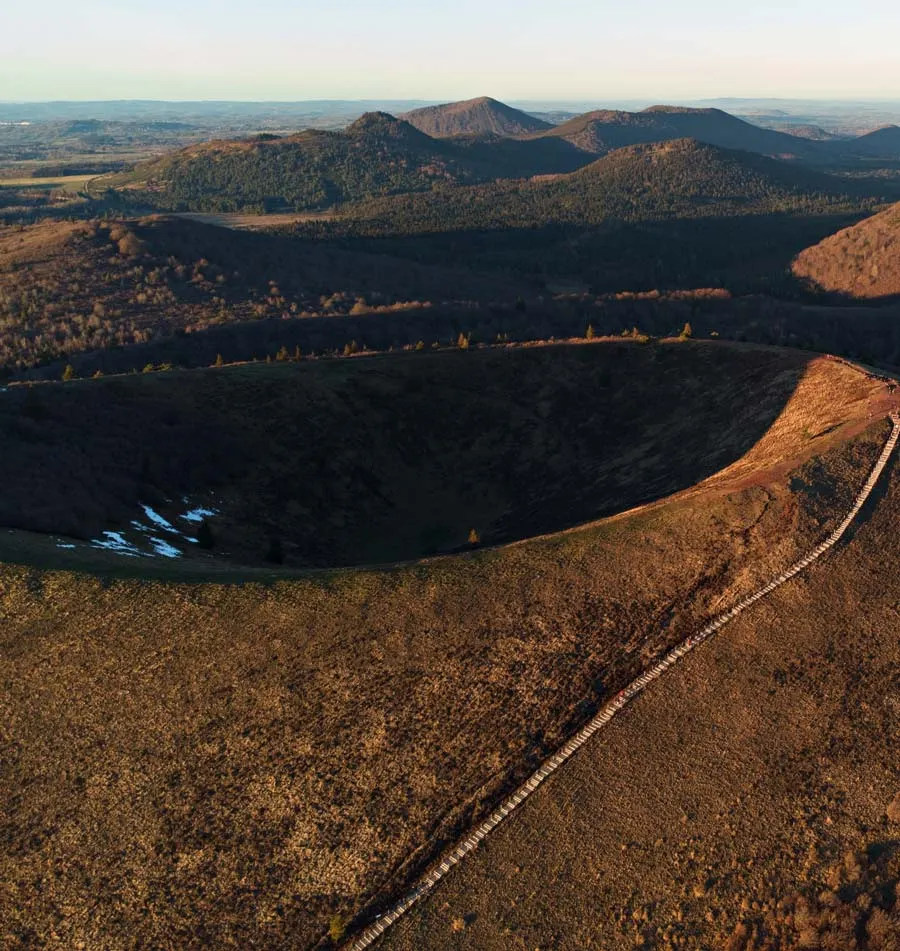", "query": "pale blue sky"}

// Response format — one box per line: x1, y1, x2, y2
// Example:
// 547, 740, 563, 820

3, 0, 898, 101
